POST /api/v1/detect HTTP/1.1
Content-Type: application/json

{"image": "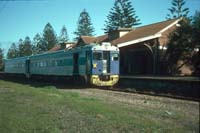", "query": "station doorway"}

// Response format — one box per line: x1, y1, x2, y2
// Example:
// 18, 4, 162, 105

120, 44, 154, 75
